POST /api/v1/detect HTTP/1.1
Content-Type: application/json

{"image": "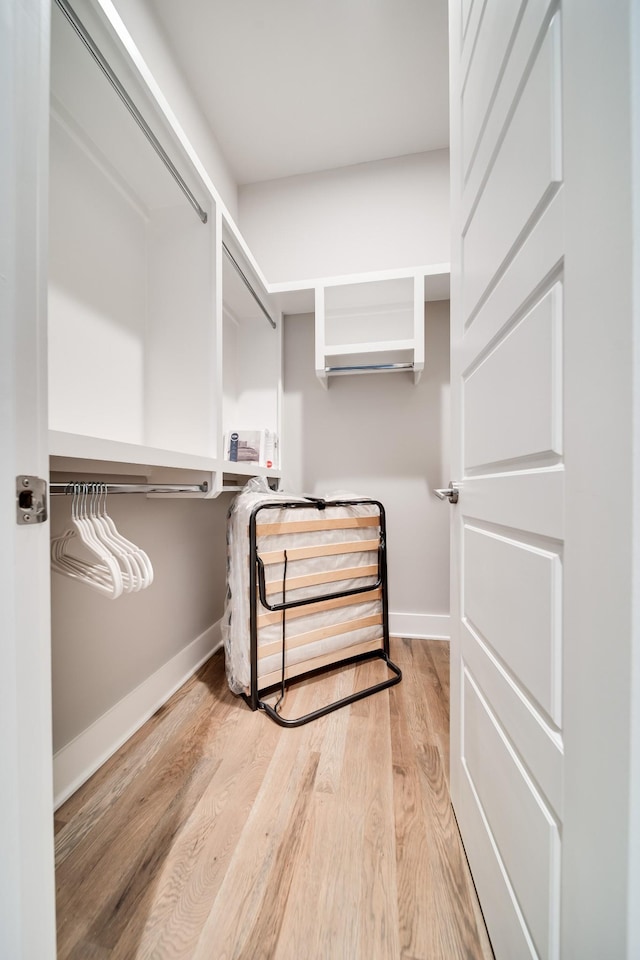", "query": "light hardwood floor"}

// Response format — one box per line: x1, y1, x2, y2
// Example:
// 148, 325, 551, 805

54, 638, 494, 959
